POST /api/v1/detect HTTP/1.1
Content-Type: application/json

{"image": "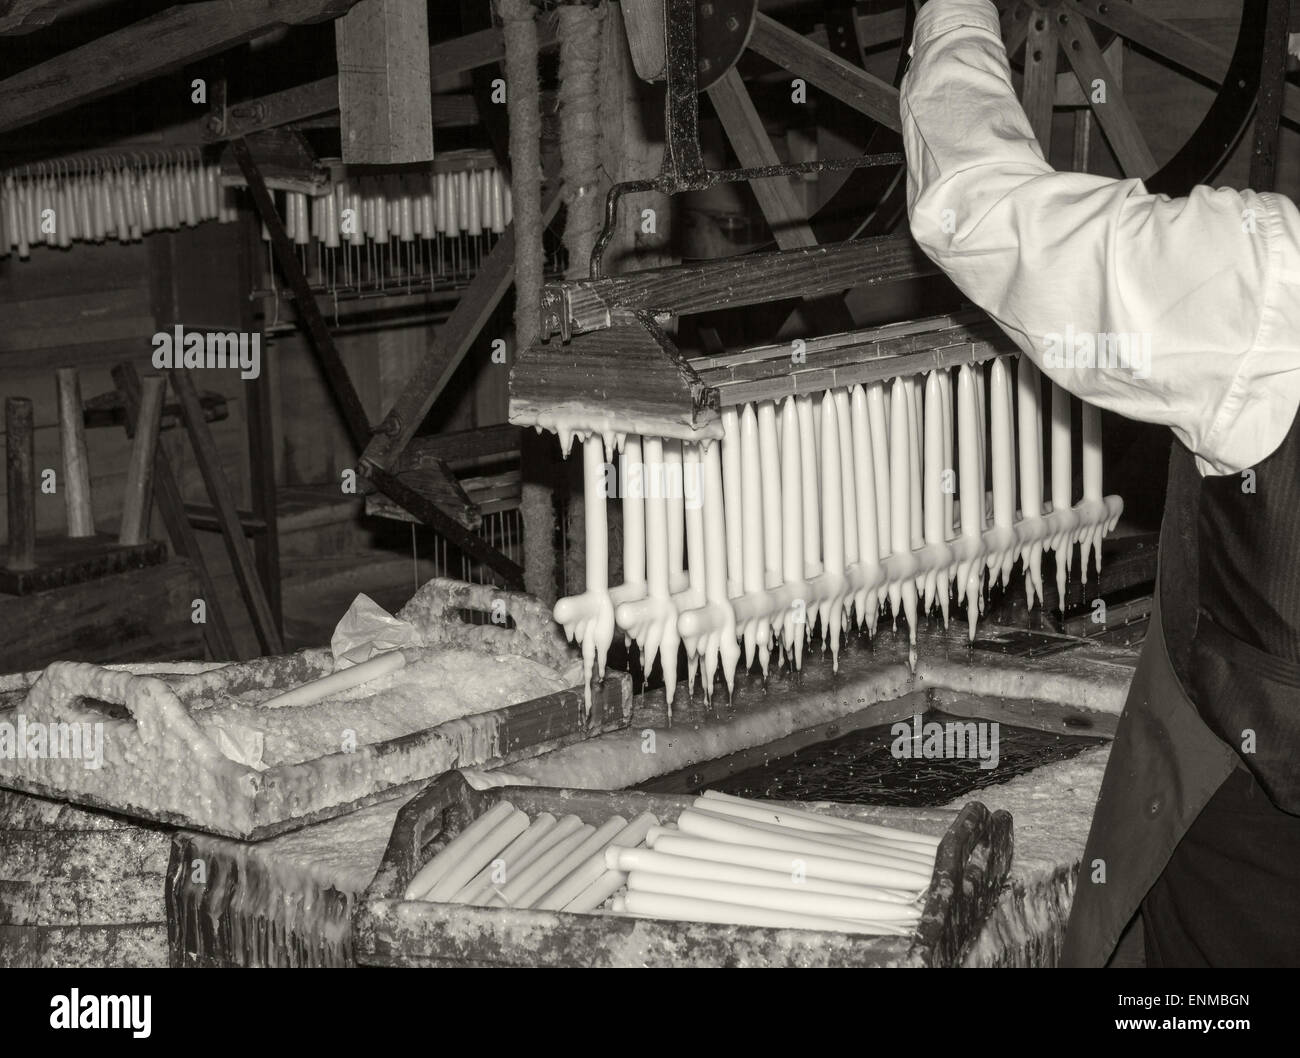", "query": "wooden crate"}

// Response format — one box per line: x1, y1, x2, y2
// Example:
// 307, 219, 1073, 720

354, 771, 1014, 968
